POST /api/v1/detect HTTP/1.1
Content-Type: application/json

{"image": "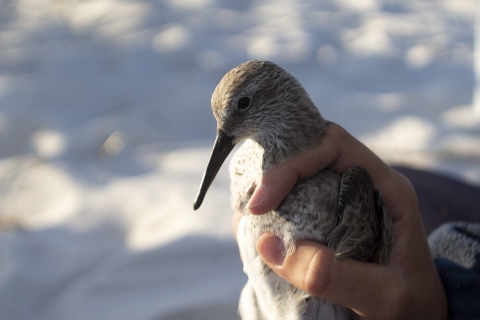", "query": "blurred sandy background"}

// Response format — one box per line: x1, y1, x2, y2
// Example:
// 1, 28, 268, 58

0, 0, 479, 319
